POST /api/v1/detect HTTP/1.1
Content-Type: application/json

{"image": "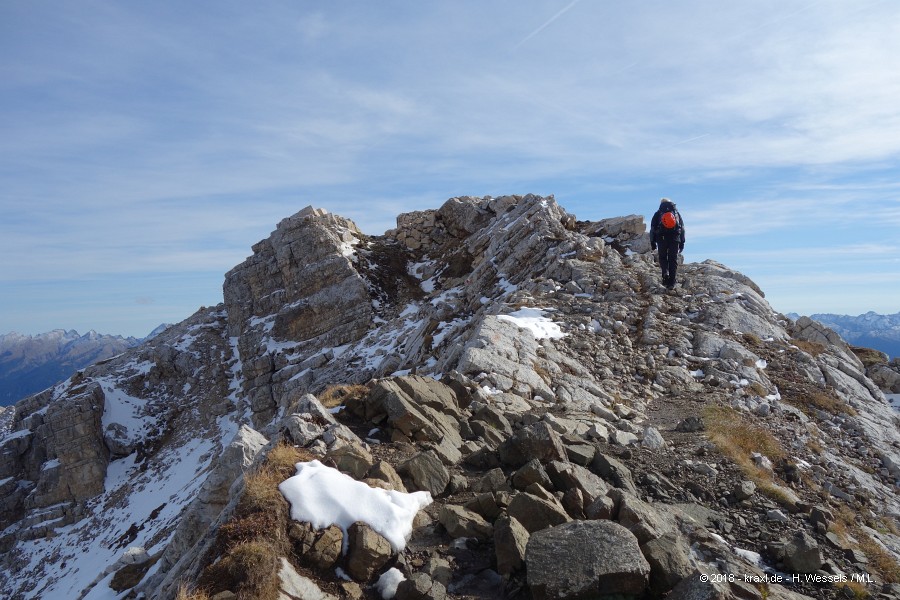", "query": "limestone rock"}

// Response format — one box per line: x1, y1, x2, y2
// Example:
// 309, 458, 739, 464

641, 532, 694, 595
395, 572, 447, 600
507, 491, 571, 533
346, 522, 393, 581
308, 525, 343, 569
438, 504, 493, 540
498, 422, 568, 468
494, 515, 529, 577
782, 531, 823, 574
400, 451, 450, 497
526, 520, 650, 600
